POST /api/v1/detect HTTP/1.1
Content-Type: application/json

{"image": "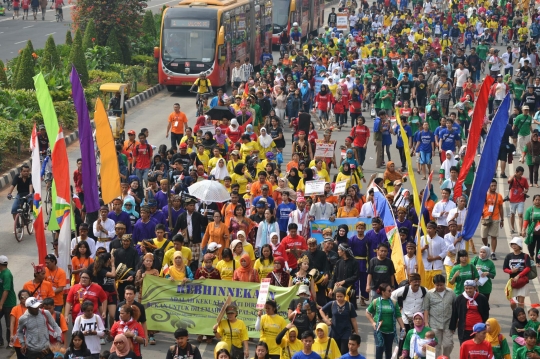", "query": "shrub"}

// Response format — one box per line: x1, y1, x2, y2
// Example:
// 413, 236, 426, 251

65, 30, 73, 45
106, 29, 123, 64
131, 54, 154, 66
73, 28, 83, 48
85, 45, 113, 71
54, 100, 77, 130
14, 46, 35, 90
42, 35, 61, 72
142, 10, 157, 39
0, 60, 7, 88
0, 117, 24, 155
69, 41, 89, 86
119, 37, 131, 65
26, 40, 35, 55
56, 44, 71, 59
82, 18, 97, 51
